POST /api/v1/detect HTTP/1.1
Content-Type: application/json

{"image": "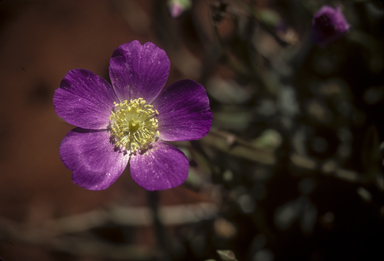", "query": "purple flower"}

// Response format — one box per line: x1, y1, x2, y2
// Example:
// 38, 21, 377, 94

53, 41, 212, 191
310, 5, 349, 47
